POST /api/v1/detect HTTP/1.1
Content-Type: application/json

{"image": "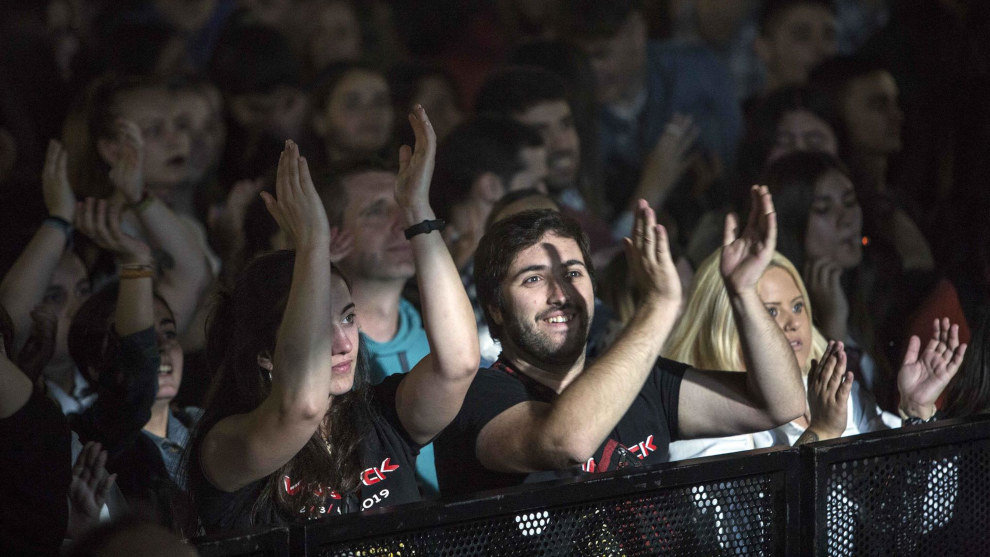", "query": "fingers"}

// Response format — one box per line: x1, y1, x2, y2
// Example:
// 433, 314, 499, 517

757, 185, 776, 251
901, 335, 921, 367
297, 154, 315, 194
946, 343, 967, 376
655, 223, 675, 268
826, 343, 847, 397
722, 212, 738, 247
836, 371, 854, 403
408, 104, 436, 160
